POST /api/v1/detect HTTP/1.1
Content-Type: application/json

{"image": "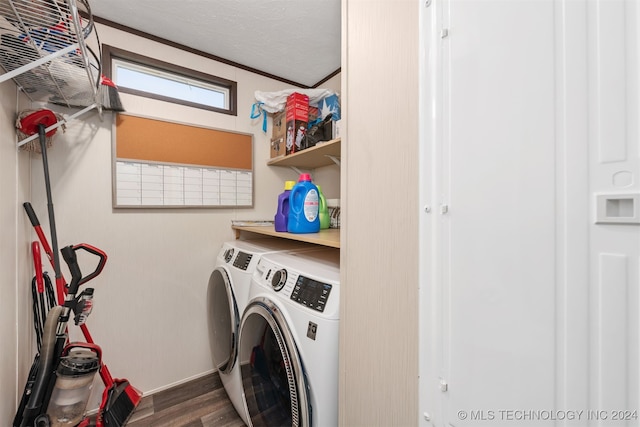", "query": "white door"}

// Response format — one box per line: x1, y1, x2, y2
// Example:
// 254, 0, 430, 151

420, 1, 640, 426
